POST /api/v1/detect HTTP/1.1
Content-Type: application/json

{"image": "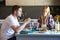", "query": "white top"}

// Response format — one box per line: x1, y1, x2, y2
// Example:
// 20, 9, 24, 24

1, 14, 20, 39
